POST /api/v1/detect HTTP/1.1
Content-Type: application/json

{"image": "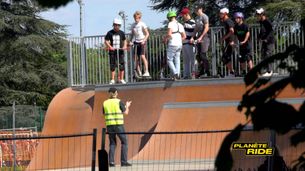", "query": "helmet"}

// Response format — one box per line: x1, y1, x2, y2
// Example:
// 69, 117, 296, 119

113, 18, 122, 25
167, 11, 177, 18
234, 12, 244, 19
256, 8, 264, 15
220, 8, 229, 14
